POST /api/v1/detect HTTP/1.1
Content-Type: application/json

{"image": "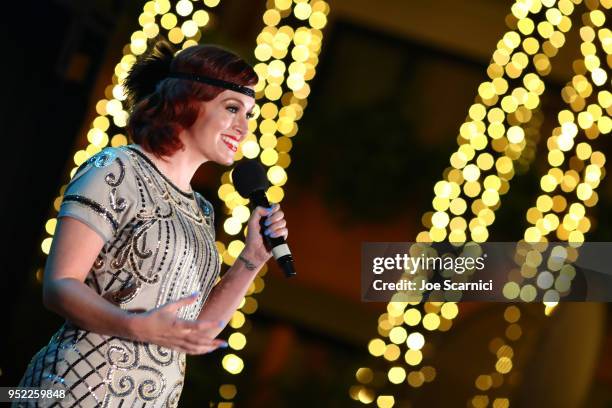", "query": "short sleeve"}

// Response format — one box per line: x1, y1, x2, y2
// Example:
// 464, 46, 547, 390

58, 147, 137, 243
